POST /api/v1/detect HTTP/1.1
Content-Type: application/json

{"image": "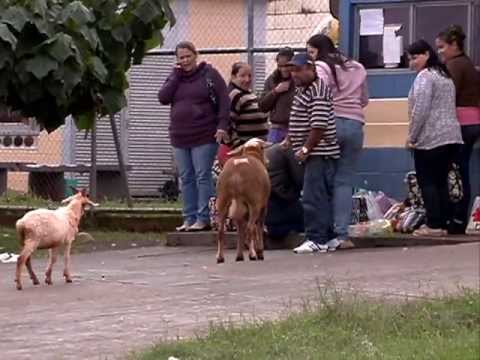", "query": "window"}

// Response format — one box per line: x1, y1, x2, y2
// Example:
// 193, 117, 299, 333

354, 0, 479, 70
